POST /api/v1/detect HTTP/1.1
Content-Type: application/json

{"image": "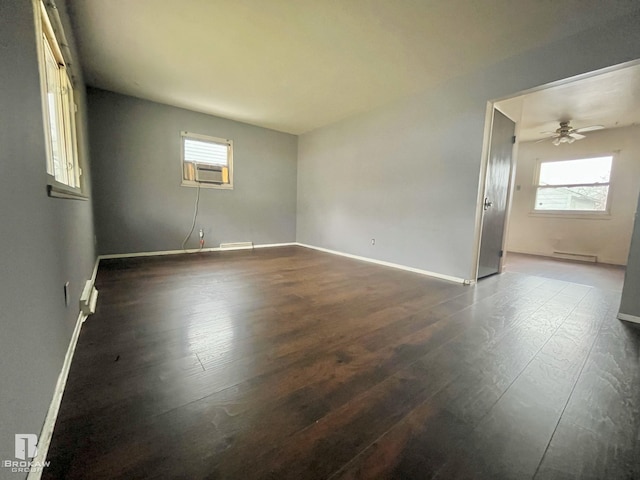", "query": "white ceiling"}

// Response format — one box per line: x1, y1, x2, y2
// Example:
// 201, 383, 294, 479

67, 0, 639, 134
498, 62, 640, 142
